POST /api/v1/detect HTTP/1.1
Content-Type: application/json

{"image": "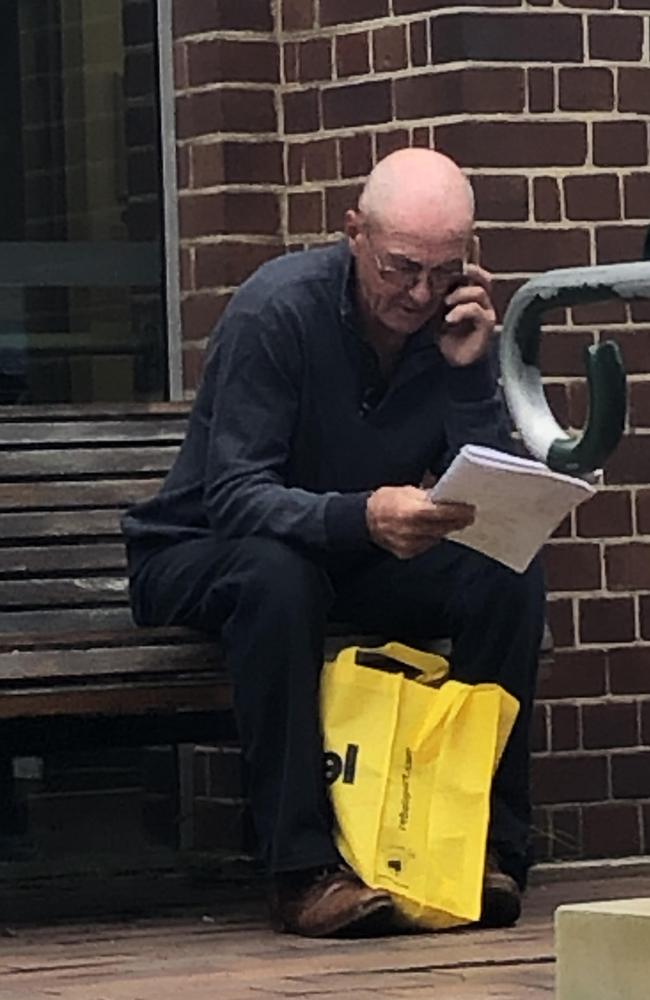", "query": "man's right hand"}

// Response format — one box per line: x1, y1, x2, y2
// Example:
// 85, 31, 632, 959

366, 486, 475, 560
